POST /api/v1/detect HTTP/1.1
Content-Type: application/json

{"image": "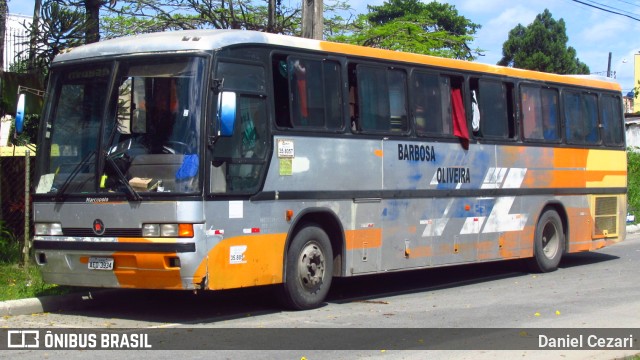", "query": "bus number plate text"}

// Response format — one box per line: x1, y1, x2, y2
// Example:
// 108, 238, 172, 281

88, 257, 114, 270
